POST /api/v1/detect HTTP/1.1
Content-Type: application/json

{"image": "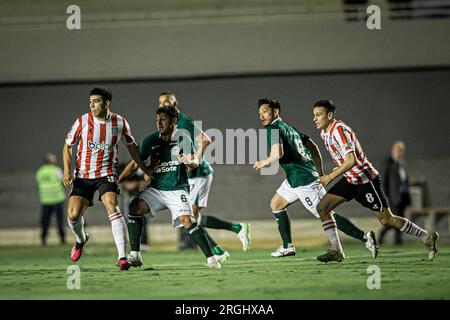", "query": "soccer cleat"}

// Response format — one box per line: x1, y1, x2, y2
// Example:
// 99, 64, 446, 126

423, 231, 439, 260
207, 256, 222, 269
118, 258, 131, 271
364, 231, 379, 259
128, 251, 143, 267
316, 249, 345, 263
70, 233, 89, 262
237, 223, 251, 252
215, 251, 230, 264
271, 245, 296, 258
